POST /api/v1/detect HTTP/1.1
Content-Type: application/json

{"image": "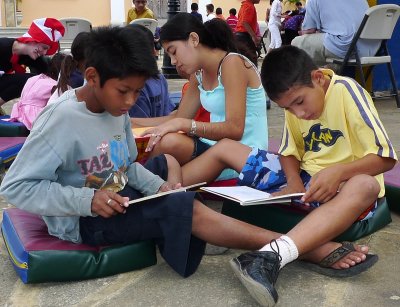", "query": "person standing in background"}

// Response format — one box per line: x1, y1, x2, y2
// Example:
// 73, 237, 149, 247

215, 8, 225, 20
205, 4, 216, 21
226, 8, 239, 32
126, 0, 156, 25
190, 3, 203, 23
235, 0, 261, 66
267, 0, 283, 53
